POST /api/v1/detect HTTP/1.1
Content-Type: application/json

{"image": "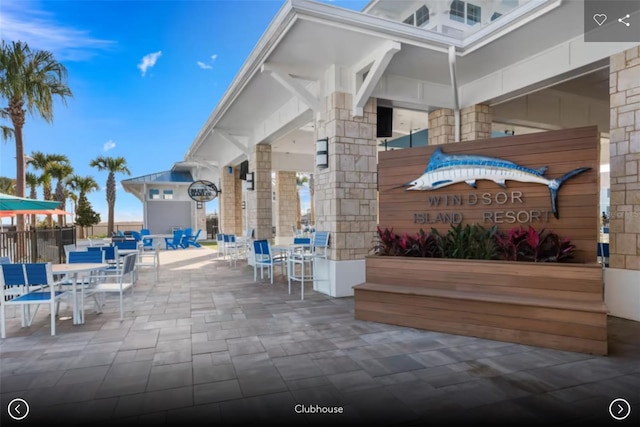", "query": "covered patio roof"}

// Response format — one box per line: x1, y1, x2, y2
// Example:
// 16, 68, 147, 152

184, 0, 638, 173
